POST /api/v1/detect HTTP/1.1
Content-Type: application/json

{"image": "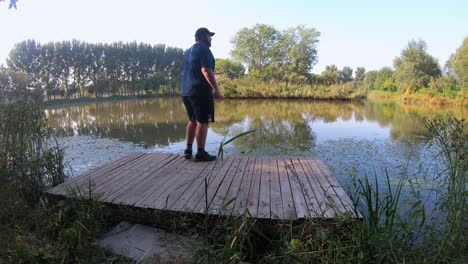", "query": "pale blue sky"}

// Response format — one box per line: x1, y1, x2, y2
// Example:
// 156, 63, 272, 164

1, 0, 466, 73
